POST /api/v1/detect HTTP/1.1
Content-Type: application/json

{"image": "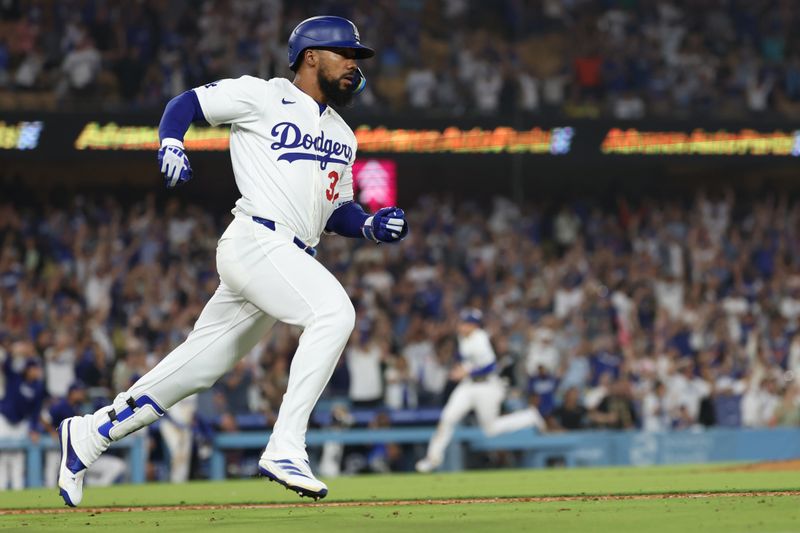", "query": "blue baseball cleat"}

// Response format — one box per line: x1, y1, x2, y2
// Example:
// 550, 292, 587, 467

258, 458, 328, 501
57, 419, 87, 507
